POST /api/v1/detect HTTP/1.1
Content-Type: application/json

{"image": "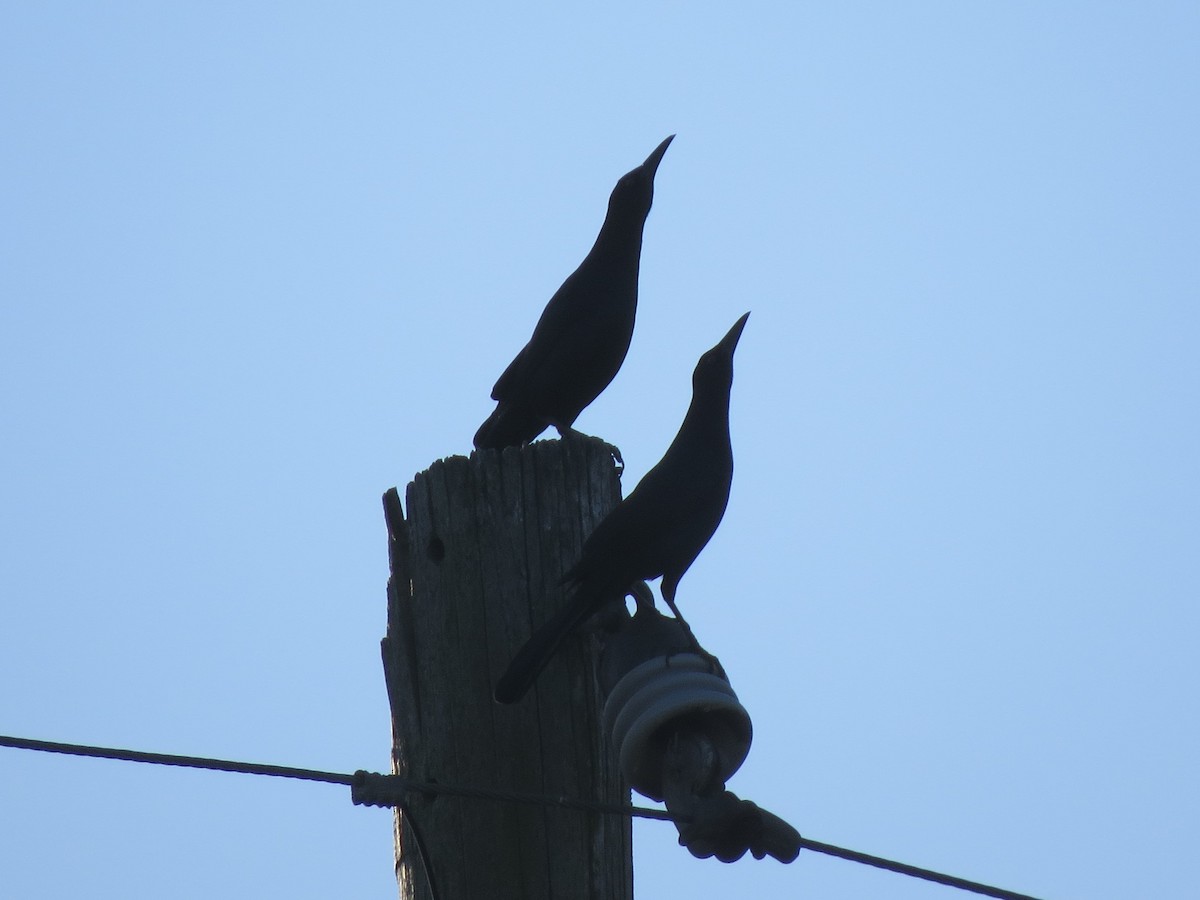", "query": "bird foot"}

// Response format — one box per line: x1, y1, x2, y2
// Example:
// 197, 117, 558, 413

556, 426, 625, 474
663, 642, 725, 680
606, 442, 625, 474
